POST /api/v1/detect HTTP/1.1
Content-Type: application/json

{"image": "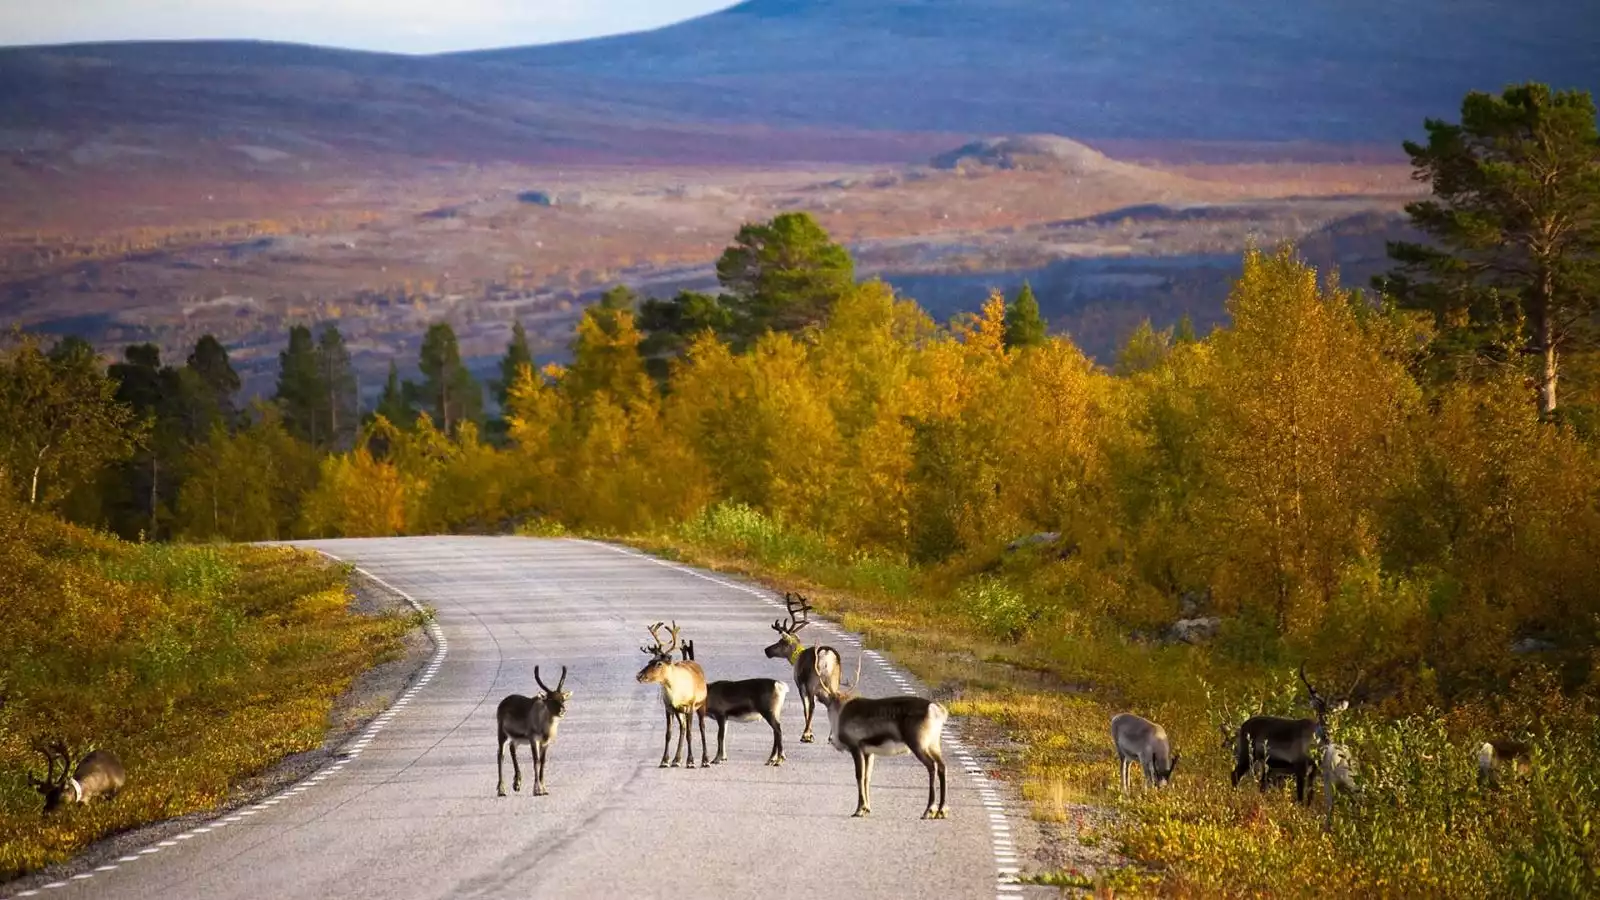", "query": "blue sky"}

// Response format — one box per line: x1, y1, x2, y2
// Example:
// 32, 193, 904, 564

0, 1, 737, 53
